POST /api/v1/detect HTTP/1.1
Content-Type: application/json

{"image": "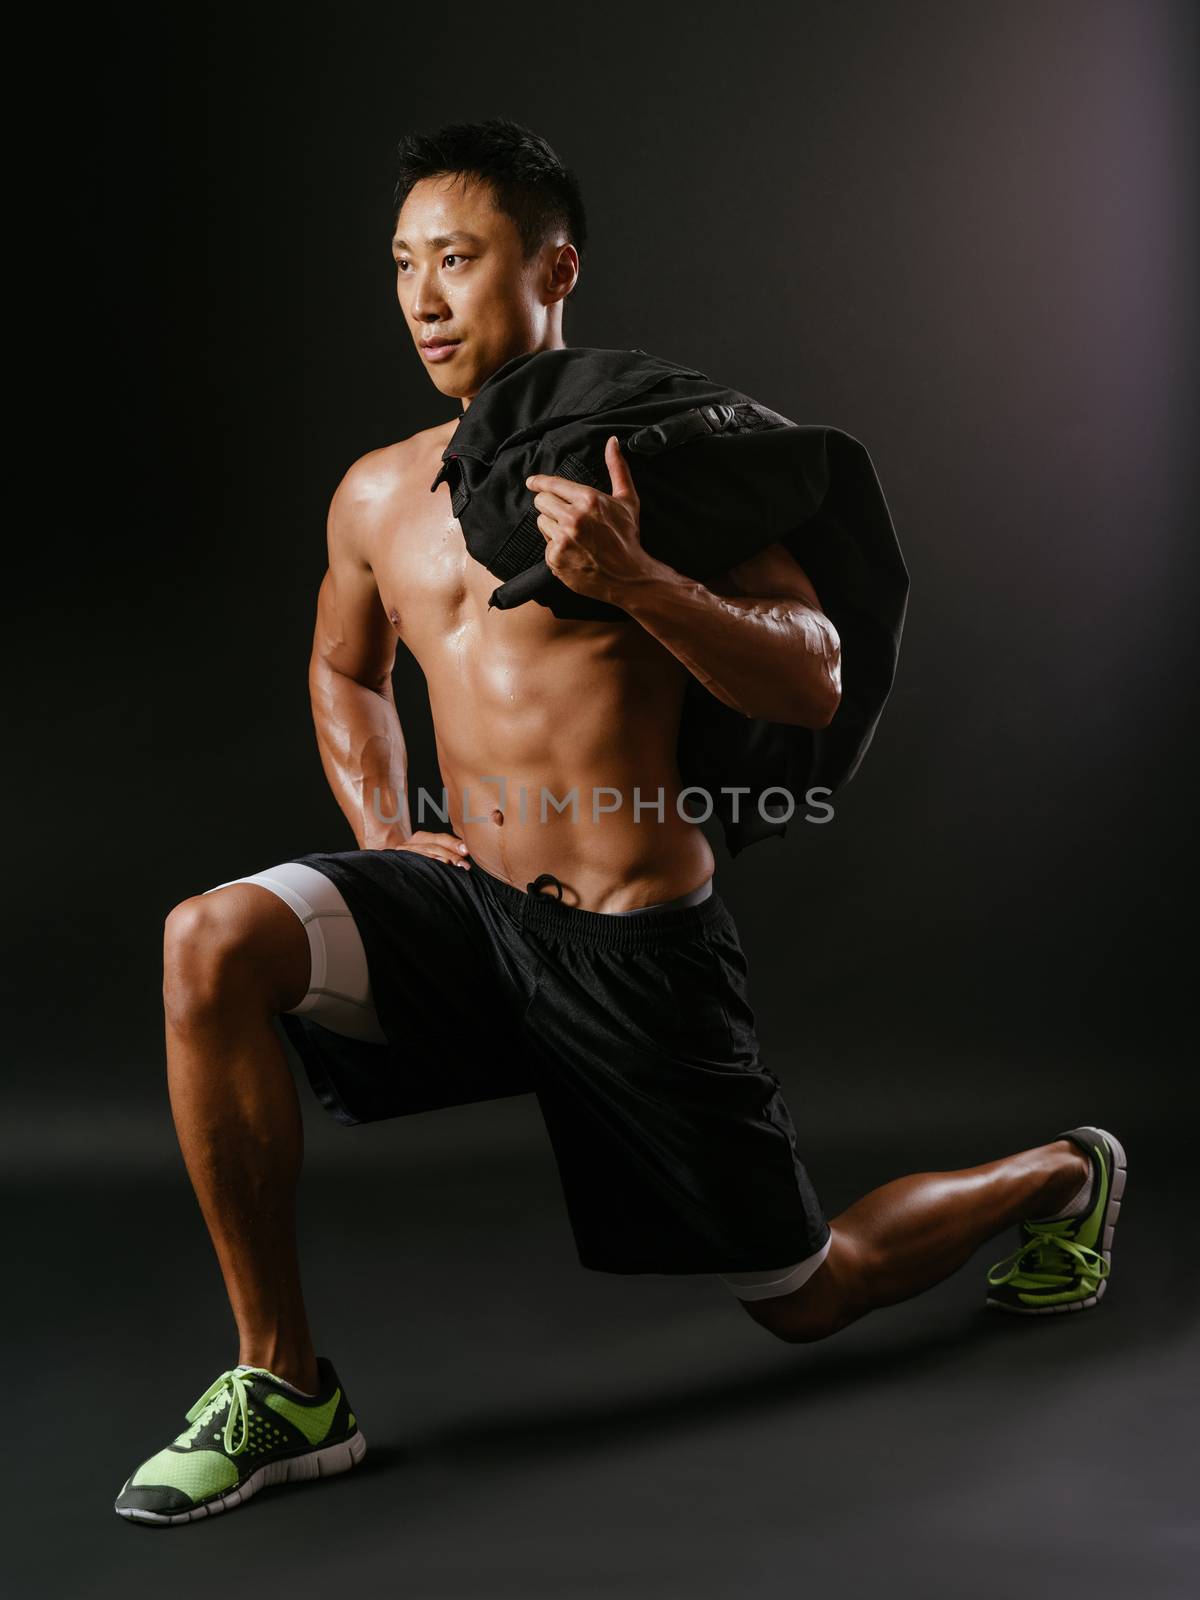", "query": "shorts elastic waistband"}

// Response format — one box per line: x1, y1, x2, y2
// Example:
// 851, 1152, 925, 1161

469, 859, 726, 948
